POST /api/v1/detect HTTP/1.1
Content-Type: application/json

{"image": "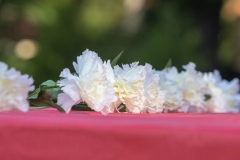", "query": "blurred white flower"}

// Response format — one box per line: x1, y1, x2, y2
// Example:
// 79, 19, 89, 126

179, 62, 207, 112
0, 62, 34, 112
203, 70, 240, 113
158, 62, 207, 112
157, 67, 186, 112
114, 62, 165, 113
57, 49, 117, 114
158, 62, 240, 113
